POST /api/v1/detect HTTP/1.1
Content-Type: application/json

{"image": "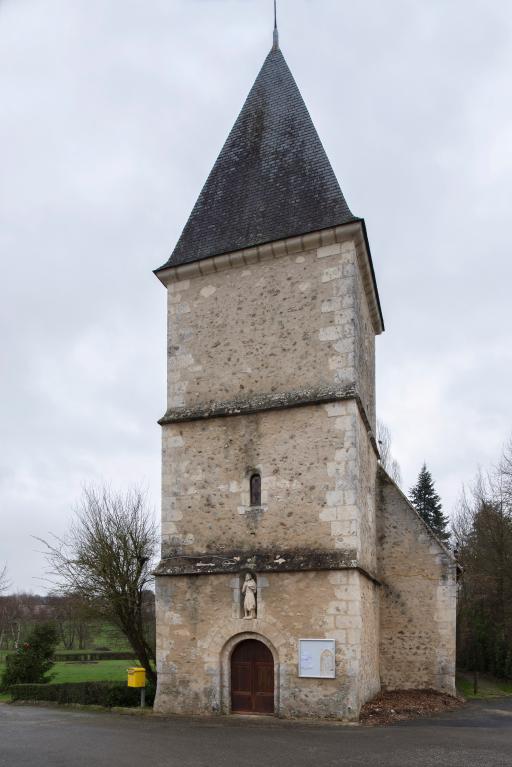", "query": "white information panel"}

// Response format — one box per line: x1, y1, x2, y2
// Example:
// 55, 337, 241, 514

298, 639, 336, 679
